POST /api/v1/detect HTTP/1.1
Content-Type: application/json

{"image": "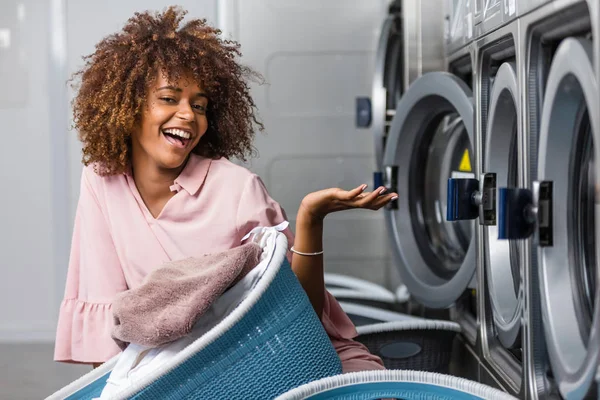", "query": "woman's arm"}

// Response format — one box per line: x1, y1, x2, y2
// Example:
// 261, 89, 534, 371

290, 209, 325, 318
291, 185, 397, 319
